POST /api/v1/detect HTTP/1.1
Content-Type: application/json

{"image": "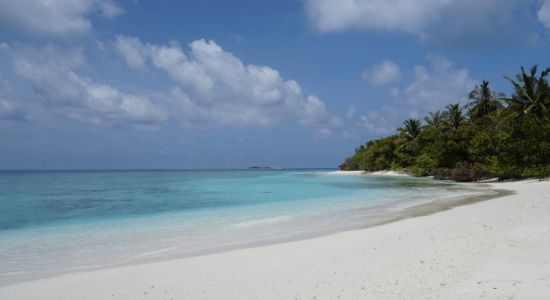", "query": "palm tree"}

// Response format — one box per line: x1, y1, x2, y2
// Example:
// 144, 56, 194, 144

504, 65, 550, 117
466, 80, 504, 121
443, 103, 465, 129
399, 118, 422, 139
424, 111, 443, 127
